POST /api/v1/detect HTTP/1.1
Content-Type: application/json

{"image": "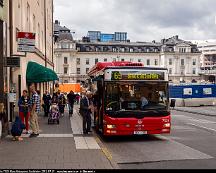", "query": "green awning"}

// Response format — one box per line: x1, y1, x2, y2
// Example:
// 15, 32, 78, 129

26, 61, 58, 84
